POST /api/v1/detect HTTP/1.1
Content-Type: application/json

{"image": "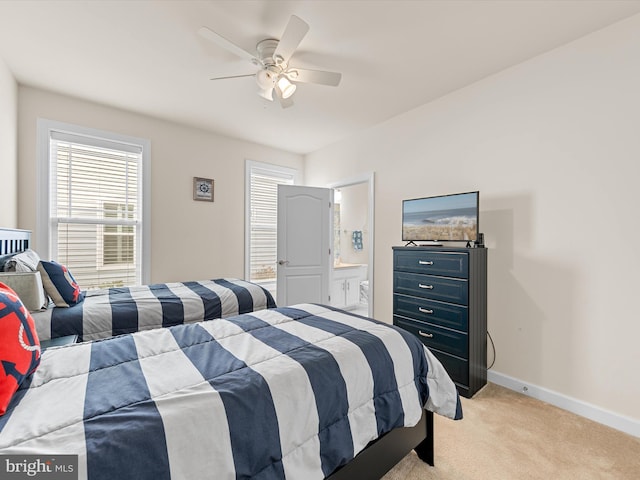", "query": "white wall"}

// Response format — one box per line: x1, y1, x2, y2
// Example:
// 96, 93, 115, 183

306, 15, 640, 426
0, 57, 17, 228
17, 86, 304, 283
